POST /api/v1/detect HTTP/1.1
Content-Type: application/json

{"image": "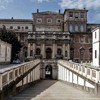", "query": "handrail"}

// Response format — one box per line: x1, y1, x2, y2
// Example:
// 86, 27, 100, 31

58, 60, 100, 83
0, 59, 41, 90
